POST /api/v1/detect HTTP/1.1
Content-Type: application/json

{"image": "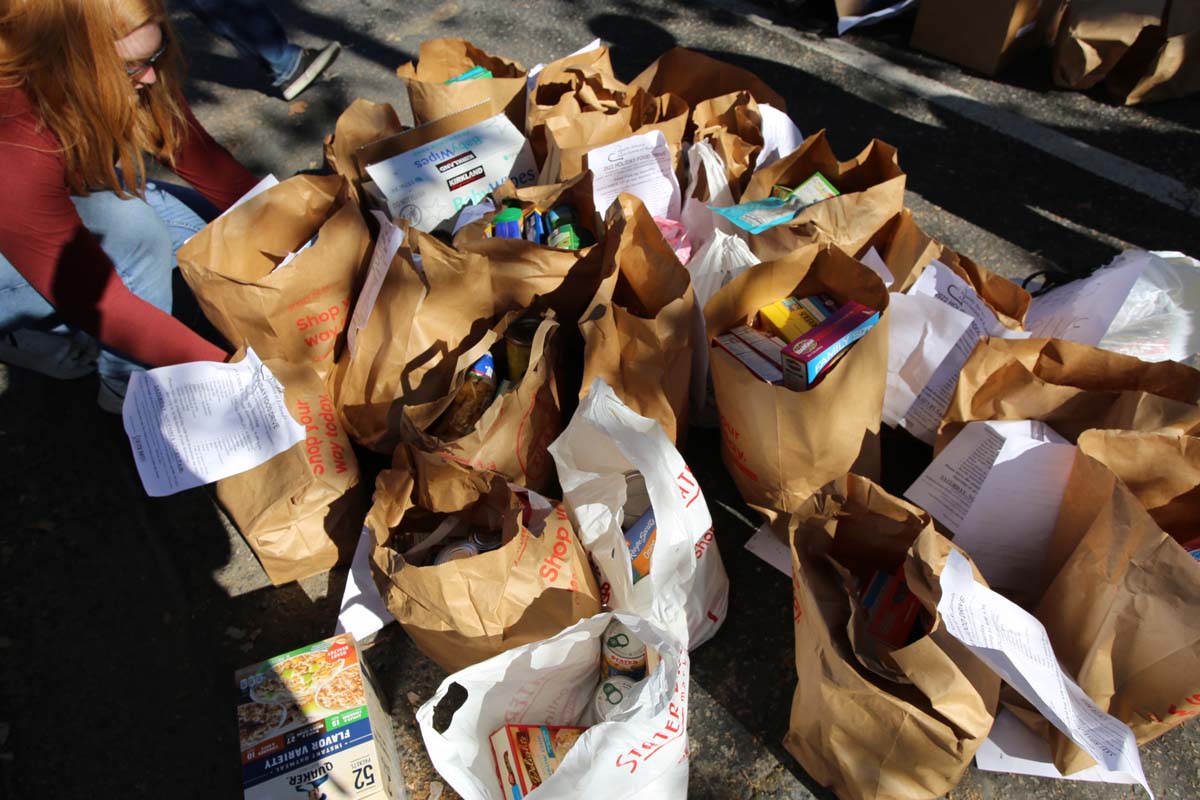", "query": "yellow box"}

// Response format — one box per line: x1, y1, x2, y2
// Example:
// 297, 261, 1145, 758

758, 297, 825, 342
